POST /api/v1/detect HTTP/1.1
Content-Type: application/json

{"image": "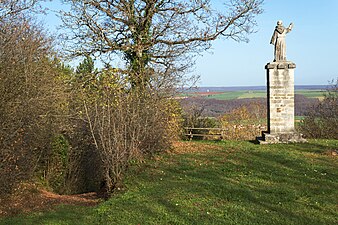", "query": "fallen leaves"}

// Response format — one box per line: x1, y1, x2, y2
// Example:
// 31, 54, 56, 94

0, 183, 100, 217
